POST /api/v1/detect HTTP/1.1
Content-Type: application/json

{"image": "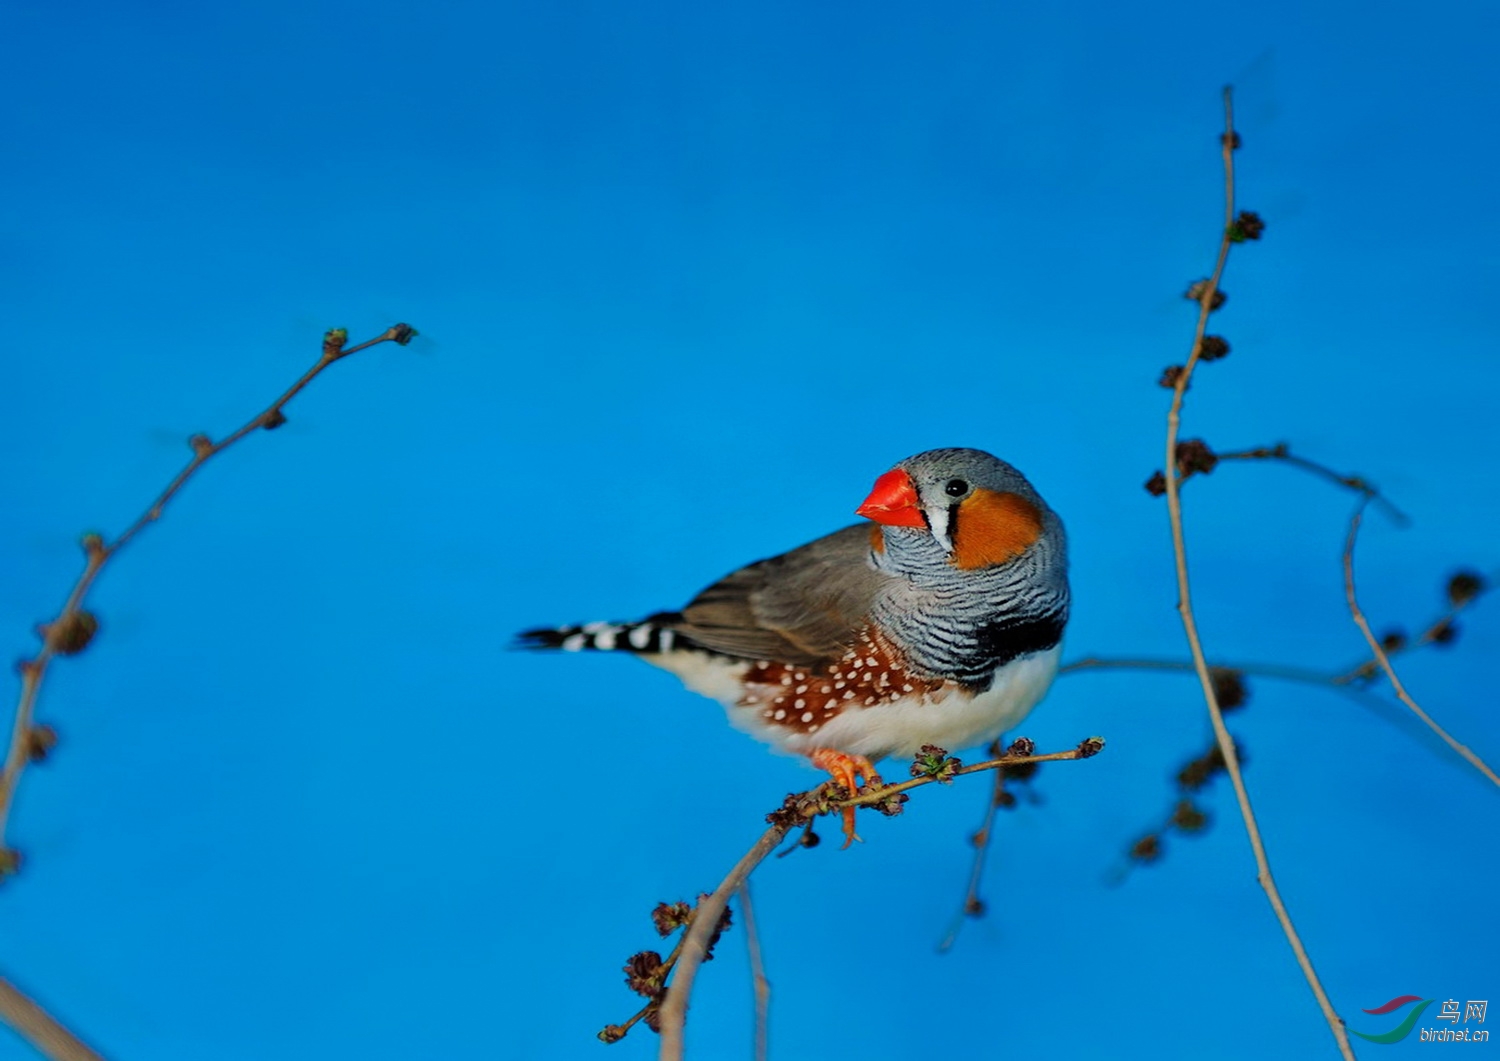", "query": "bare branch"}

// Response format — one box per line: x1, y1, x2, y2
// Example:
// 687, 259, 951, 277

0, 324, 418, 860
938, 739, 1012, 952
1159, 88, 1354, 1059
1218, 443, 1407, 523
1343, 502, 1499, 788
738, 882, 769, 1061
0, 973, 104, 1061
634, 739, 1104, 1056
